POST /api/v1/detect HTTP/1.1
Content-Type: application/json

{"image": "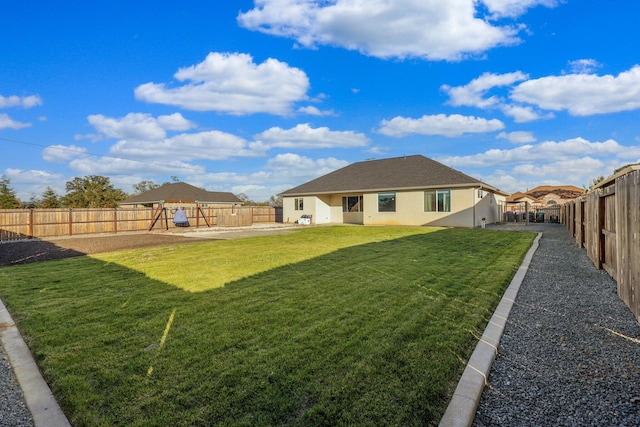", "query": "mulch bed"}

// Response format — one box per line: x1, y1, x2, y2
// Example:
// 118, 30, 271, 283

0, 234, 213, 267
